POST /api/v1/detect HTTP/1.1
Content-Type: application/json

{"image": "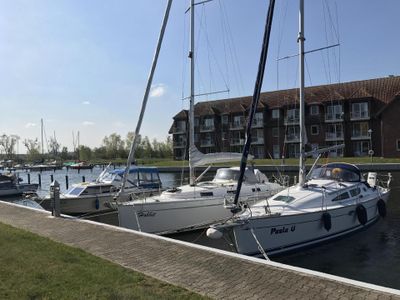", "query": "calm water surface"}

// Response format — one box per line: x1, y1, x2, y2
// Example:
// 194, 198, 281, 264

10, 167, 400, 289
